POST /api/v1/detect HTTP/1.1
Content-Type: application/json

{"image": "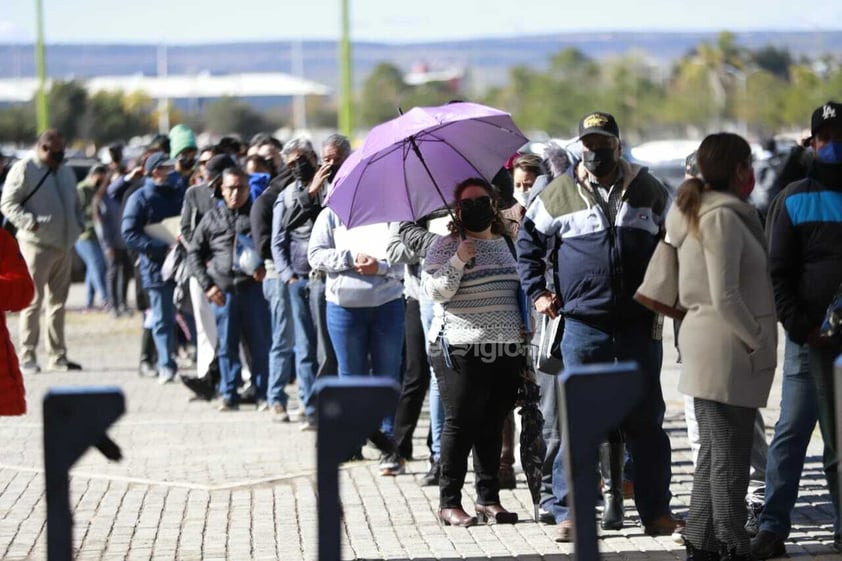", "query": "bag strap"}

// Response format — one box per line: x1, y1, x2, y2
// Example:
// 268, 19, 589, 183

503, 235, 532, 334
20, 168, 52, 207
